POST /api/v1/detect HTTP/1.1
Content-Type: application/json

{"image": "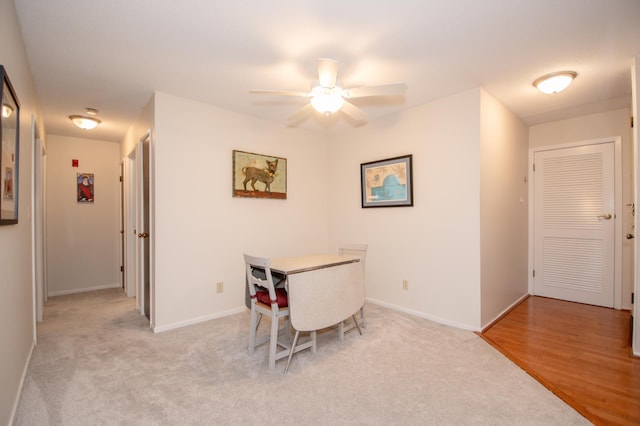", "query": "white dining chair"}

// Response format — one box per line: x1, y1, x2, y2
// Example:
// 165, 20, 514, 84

337, 243, 367, 341
244, 254, 292, 369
